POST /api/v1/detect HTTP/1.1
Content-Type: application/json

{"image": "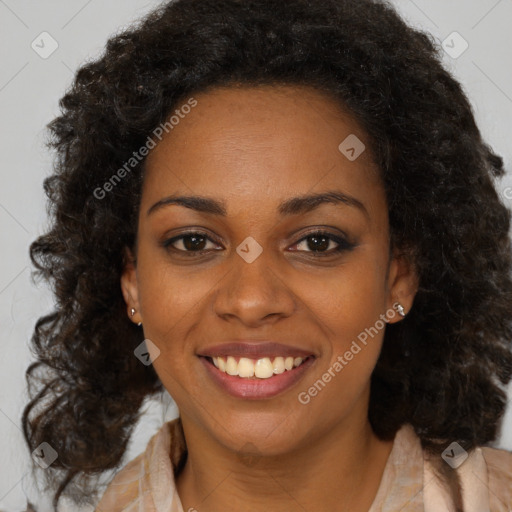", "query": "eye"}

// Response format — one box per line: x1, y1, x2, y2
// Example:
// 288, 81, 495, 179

161, 231, 221, 254
161, 229, 355, 257
290, 230, 355, 255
